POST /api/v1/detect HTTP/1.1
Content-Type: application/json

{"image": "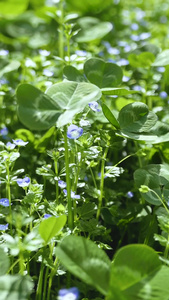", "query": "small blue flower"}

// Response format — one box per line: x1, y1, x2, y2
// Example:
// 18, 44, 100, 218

63, 189, 80, 199
132, 85, 142, 92
122, 75, 130, 82
0, 50, 9, 56
107, 47, 120, 55
58, 287, 79, 300
67, 125, 83, 139
12, 139, 28, 146
157, 67, 165, 73
6, 142, 16, 150
126, 191, 134, 198
75, 50, 87, 56
58, 180, 67, 189
17, 177, 30, 188
0, 198, 9, 207
131, 23, 139, 31
117, 58, 129, 66
139, 32, 151, 40
44, 214, 52, 219
88, 101, 101, 112
0, 224, 8, 231
43, 69, 54, 77
39, 49, 50, 56
160, 91, 168, 99
0, 127, 8, 136
130, 34, 140, 42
